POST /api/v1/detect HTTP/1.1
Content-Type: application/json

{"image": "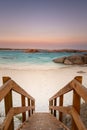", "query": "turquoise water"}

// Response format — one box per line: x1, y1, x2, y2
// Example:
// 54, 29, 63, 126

0, 50, 82, 69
